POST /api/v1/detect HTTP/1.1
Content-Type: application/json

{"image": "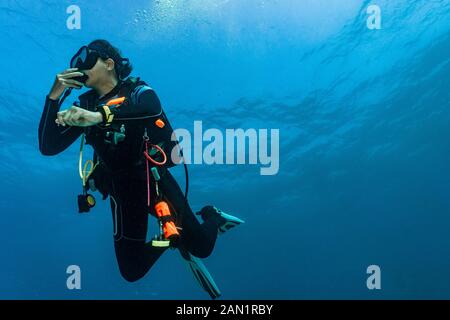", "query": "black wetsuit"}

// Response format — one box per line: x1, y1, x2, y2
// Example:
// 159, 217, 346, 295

38, 77, 224, 282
